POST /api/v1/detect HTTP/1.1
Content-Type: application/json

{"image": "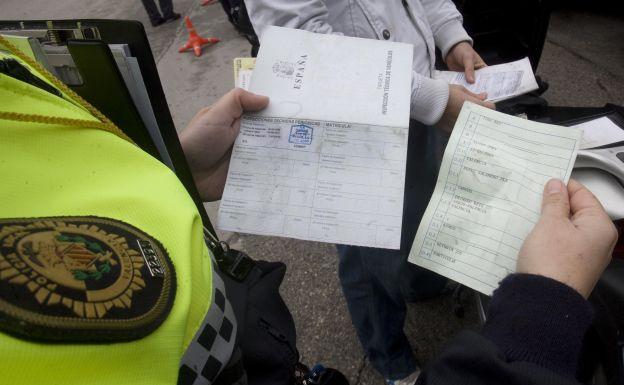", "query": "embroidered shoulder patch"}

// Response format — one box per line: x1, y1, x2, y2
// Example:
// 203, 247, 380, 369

0, 217, 176, 343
